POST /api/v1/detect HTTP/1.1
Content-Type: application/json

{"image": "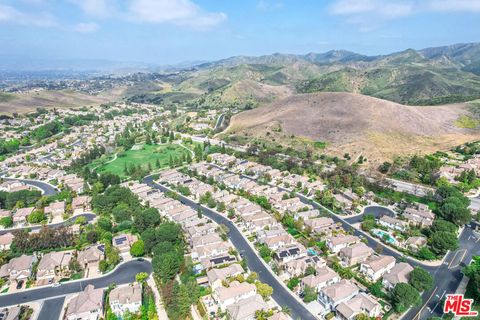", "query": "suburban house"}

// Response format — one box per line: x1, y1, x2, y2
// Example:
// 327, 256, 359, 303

274, 244, 307, 264
360, 255, 396, 282
338, 243, 374, 267
109, 283, 142, 317
404, 236, 427, 251
378, 216, 407, 232
112, 234, 138, 254
192, 241, 232, 261
207, 264, 244, 290
200, 253, 238, 269
0, 233, 14, 250
191, 233, 224, 249
72, 196, 92, 214
36, 250, 74, 285
284, 256, 326, 279
0, 255, 35, 287
226, 294, 268, 320
403, 204, 435, 227
0, 210, 11, 219
382, 263, 414, 290
300, 266, 340, 293
13, 207, 34, 225
335, 293, 382, 320
318, 279, 359, 312
294, 209, 319, 221
44, 201, 65, 220
65, 284, 104, 320
77, 245, 104, 276
213, 281, 257, 310
326, 235, 360, 253
304, 217, 336, 235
